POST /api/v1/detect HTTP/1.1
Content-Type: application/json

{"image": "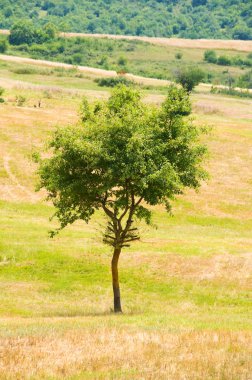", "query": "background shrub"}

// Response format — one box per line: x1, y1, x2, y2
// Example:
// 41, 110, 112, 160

95, 76, 134, 87
204, 50, 217, 64
217, 56, 232, 66
0, 39, 8, 54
